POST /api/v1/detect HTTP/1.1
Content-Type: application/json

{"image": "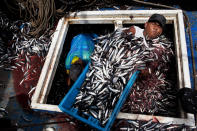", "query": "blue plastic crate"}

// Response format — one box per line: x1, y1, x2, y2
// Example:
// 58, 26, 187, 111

59, 63, 139, 131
